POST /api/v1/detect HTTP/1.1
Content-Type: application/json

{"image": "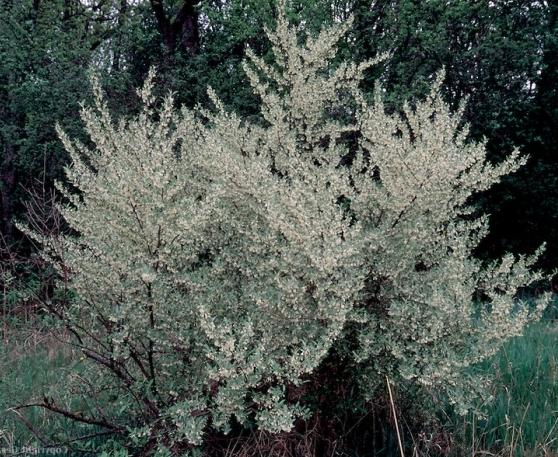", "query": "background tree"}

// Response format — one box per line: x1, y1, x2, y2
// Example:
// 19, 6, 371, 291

0, 0, 127, 246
